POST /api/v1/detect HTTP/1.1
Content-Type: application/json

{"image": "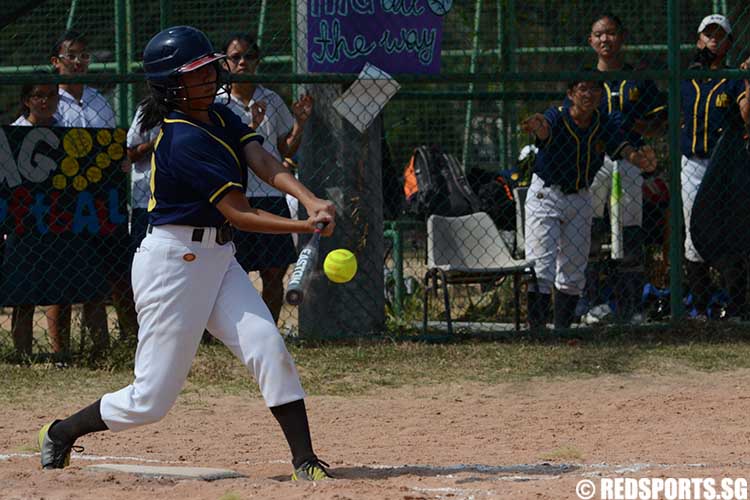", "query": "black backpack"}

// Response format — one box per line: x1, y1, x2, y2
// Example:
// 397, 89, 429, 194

476, 176, 516, 231
403, 145, 481, 217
